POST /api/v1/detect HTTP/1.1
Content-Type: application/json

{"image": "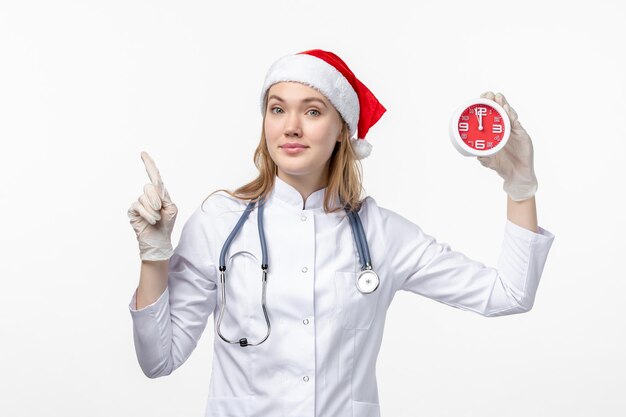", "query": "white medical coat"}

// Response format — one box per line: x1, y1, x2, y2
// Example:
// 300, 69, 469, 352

128, 175, 555, 417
